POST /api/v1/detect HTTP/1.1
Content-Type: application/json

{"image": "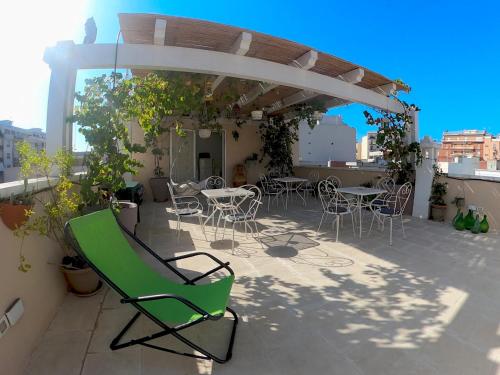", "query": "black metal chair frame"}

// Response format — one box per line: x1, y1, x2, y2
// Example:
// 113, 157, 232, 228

64, 213, 238, 364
